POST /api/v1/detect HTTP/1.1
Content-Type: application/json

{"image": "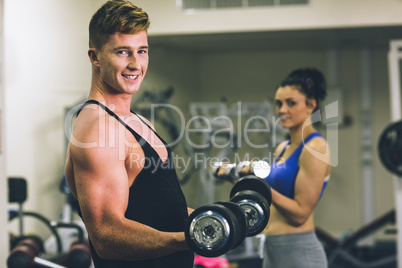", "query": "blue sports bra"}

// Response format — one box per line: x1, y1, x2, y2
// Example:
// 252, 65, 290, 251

265, 132, 329, 200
